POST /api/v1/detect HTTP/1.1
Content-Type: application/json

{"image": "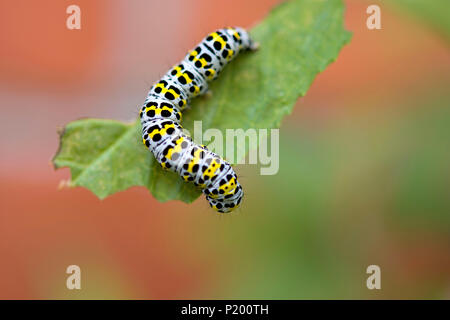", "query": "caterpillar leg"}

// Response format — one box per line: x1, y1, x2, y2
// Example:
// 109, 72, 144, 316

204, 90, 213, 99
250, 41, 260, 51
